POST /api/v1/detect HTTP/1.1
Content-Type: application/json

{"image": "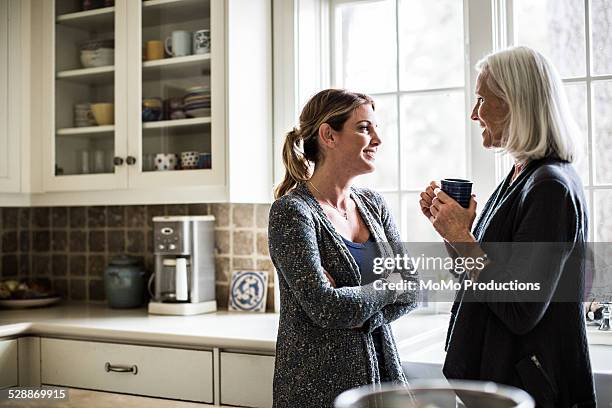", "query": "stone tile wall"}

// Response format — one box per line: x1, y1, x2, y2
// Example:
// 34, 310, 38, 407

0, 203, 274, 311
